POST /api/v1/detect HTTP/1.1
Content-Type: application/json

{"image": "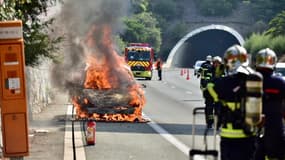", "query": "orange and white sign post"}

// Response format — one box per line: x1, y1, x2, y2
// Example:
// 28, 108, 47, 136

0, 21, 29, 158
